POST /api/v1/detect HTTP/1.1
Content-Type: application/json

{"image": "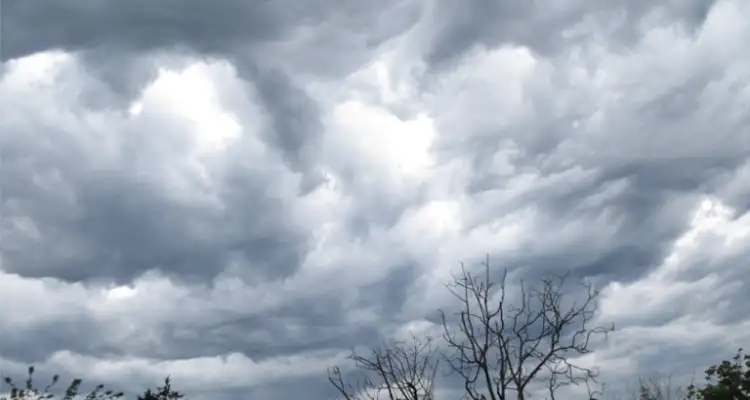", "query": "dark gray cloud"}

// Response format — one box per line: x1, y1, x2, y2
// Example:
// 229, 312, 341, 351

243, 66, 324, 177
1, 0, 417, 77
1, 0, 750, 399
2, 0, 284, 60
425, 0, 717, 67
0, 121, 310, 283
